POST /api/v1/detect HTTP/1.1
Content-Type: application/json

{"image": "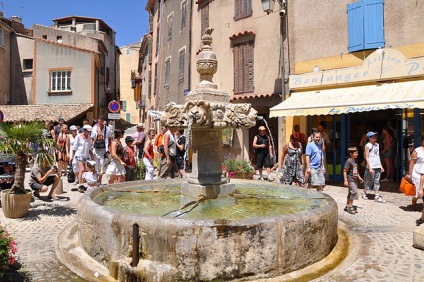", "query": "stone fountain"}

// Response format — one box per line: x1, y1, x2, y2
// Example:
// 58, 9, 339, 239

59, 29, 338, 281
